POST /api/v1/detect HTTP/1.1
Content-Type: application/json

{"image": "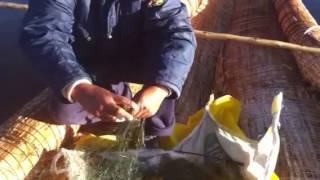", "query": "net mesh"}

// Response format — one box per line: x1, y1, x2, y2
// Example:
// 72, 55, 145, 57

63, 120, 145, 180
